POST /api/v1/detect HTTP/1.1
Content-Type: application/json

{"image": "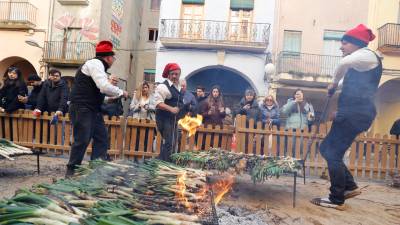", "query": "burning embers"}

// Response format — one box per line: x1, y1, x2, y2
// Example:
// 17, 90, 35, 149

175, 170, 235, 213
211, 175, 235, 205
